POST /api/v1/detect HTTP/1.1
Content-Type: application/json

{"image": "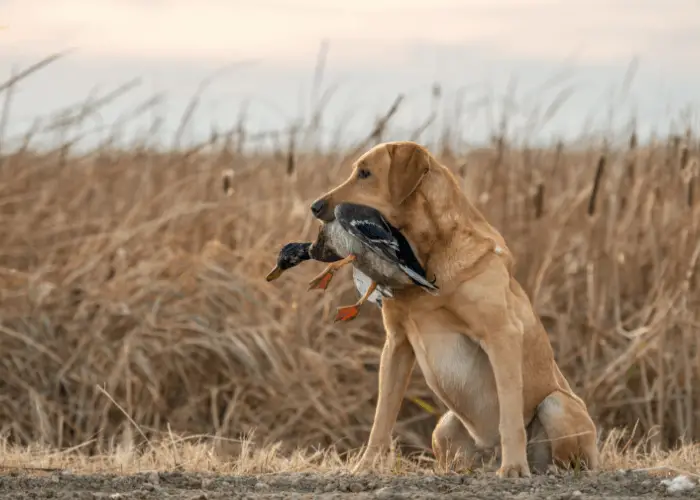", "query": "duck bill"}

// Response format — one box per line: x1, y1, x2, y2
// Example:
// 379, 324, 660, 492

265, 265, 284, 282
